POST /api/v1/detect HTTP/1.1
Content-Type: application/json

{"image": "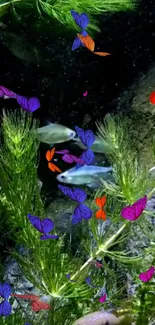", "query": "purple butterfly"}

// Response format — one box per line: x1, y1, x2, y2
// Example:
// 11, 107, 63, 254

121, 195, 147, 221
58, 185, 92, 224
85, 277, 98, 288
66, 274, 76, 282
80, 148, 95, 165
70, 10, 89, 29
27, 215, 59, 240
0, 85, 17, 98
75, 126, 95, 165
75, 126, 95, 147
72, 30, 88, 51
0, 283, 12, 316
16, 96, 40, 112
0, 85, 40, 112
55, 149, 85, 165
